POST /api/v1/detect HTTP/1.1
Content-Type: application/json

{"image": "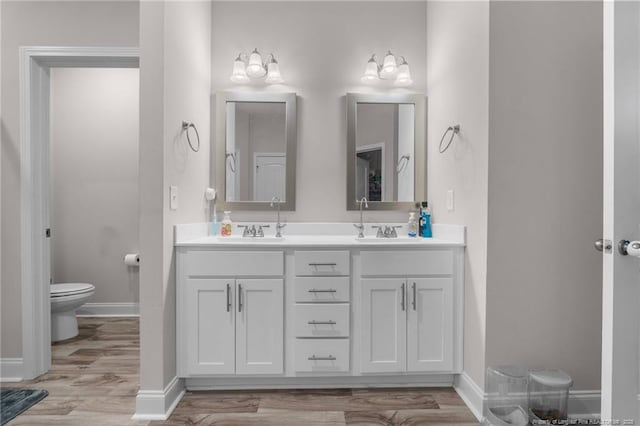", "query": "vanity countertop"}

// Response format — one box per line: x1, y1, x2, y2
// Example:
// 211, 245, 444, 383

175, 222, 465, 248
